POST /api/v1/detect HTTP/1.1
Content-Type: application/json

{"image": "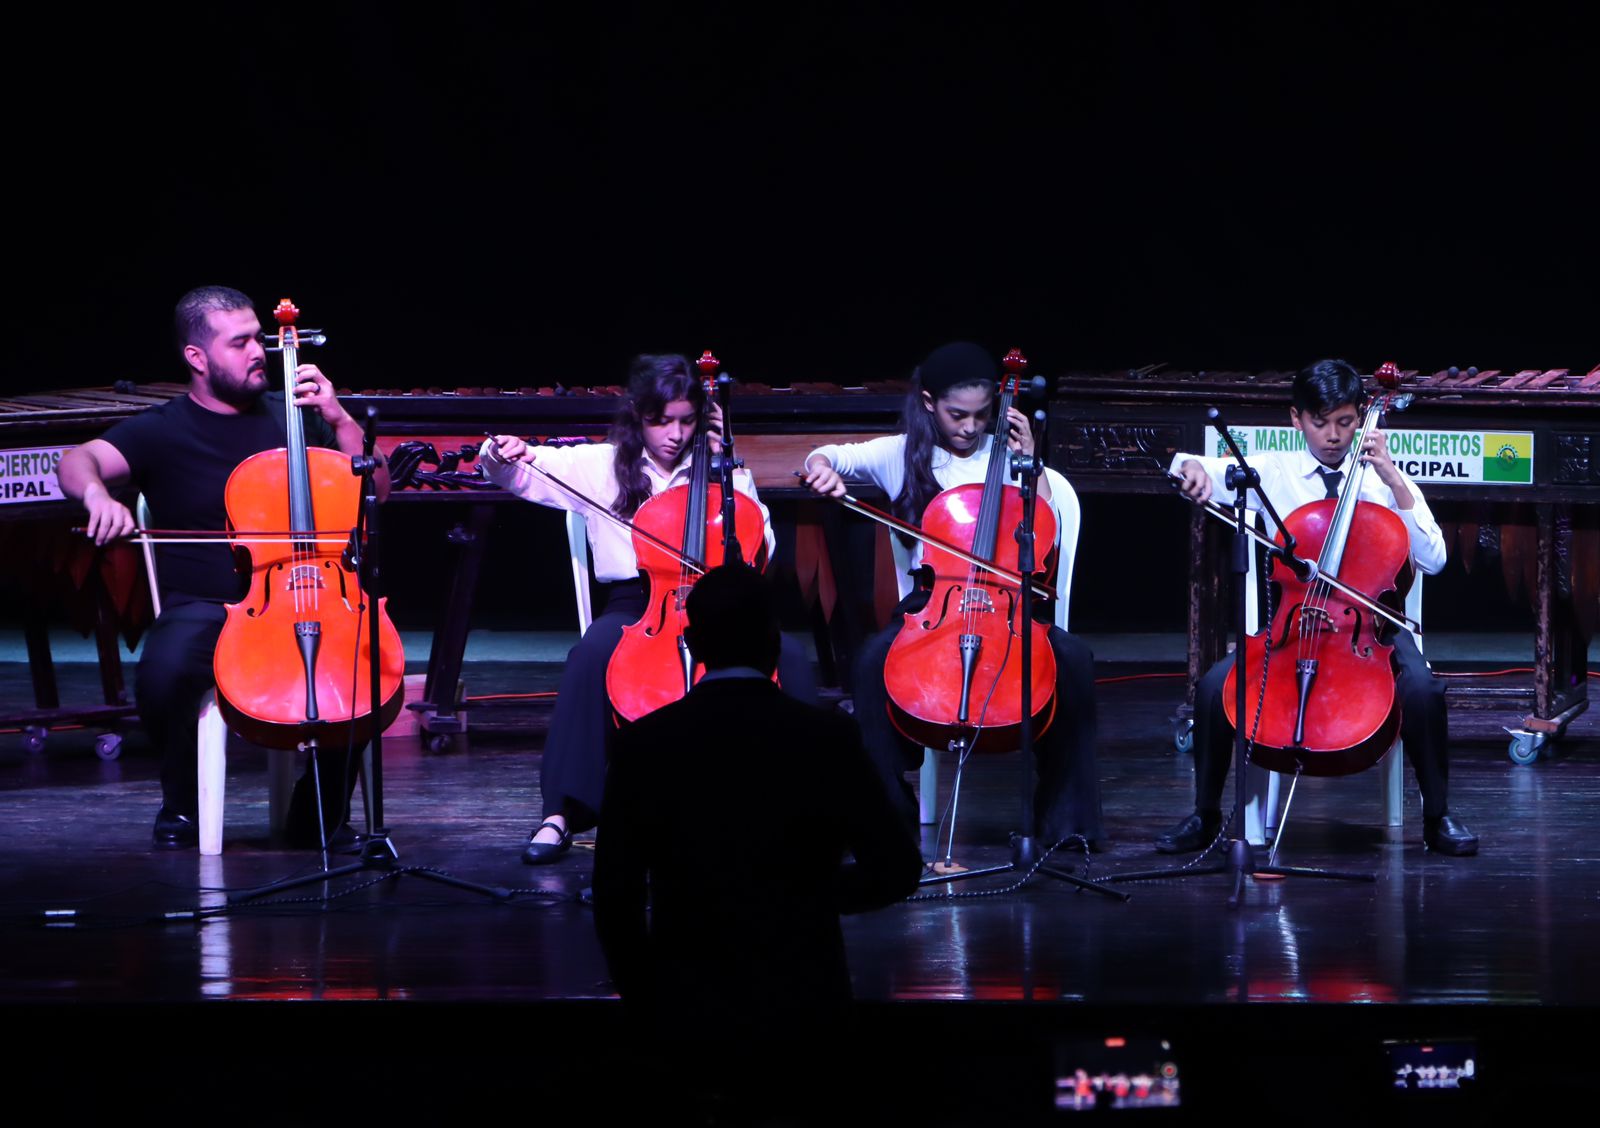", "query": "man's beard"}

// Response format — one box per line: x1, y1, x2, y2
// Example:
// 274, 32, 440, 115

206, 355, 268, 409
